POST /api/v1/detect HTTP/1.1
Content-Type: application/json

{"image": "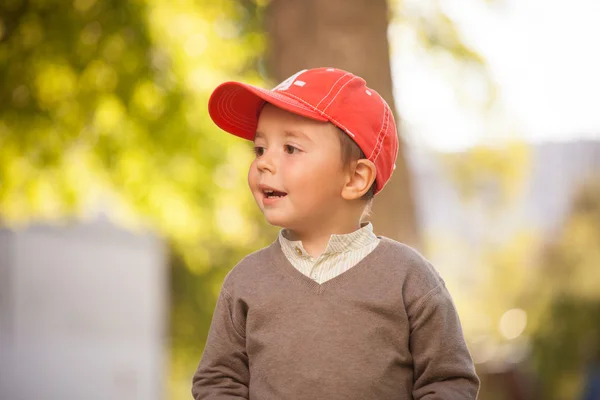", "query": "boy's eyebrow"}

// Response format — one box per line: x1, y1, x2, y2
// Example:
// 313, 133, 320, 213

253, 130, 314, 143
284, 130, 314, 143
